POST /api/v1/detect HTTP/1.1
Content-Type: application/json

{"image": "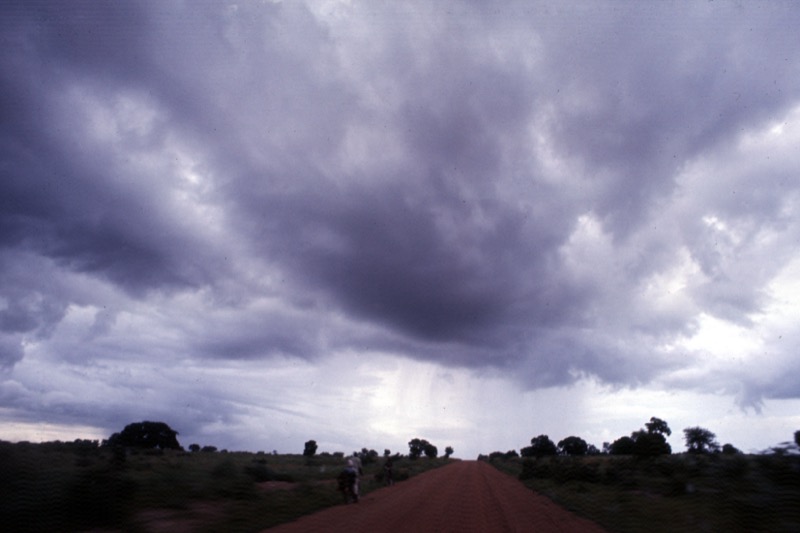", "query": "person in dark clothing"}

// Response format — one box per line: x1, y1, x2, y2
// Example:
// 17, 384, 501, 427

337, 458, 360, 503
383, 457, 394, 486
